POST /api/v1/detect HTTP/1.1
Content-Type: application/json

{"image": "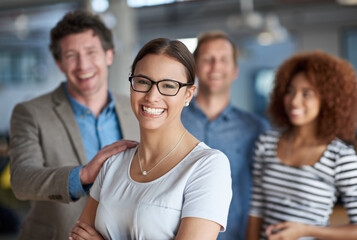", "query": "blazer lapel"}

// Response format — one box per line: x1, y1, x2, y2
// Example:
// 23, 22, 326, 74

51, 85, 87, 165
